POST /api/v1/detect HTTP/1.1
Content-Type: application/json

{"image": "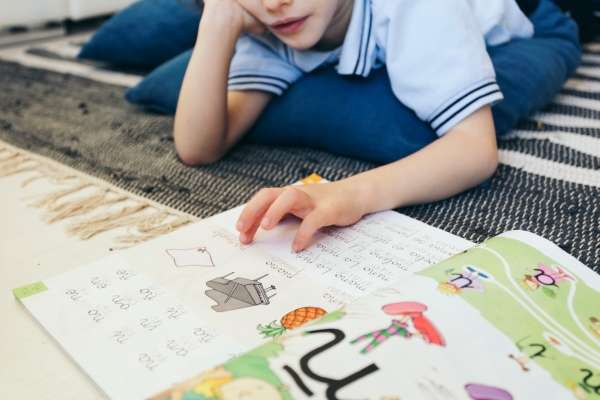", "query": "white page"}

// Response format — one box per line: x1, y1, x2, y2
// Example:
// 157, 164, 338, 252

15, 207, 473, 399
